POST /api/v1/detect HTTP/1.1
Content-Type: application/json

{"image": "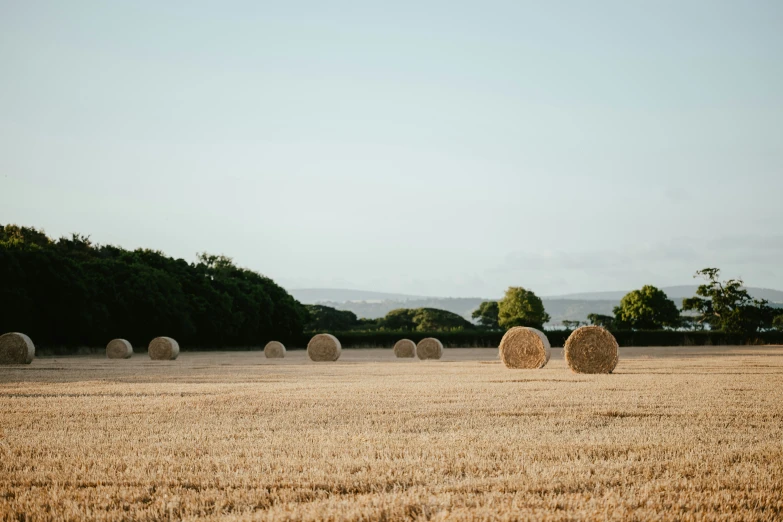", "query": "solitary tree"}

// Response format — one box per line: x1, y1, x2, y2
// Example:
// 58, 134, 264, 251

472, 301, 499, 329
498, 287, 550, 330
682, 268, 775, 335
613, 285, 680, 330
